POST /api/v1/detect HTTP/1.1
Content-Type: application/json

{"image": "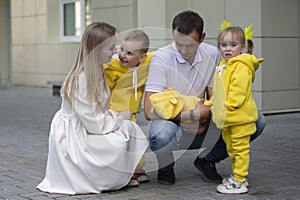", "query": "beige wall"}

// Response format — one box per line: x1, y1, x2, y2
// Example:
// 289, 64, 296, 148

8, 0, 300, 112
11, 0, 79, 86
92, 0, 137, 31
261, 0, 300, 113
